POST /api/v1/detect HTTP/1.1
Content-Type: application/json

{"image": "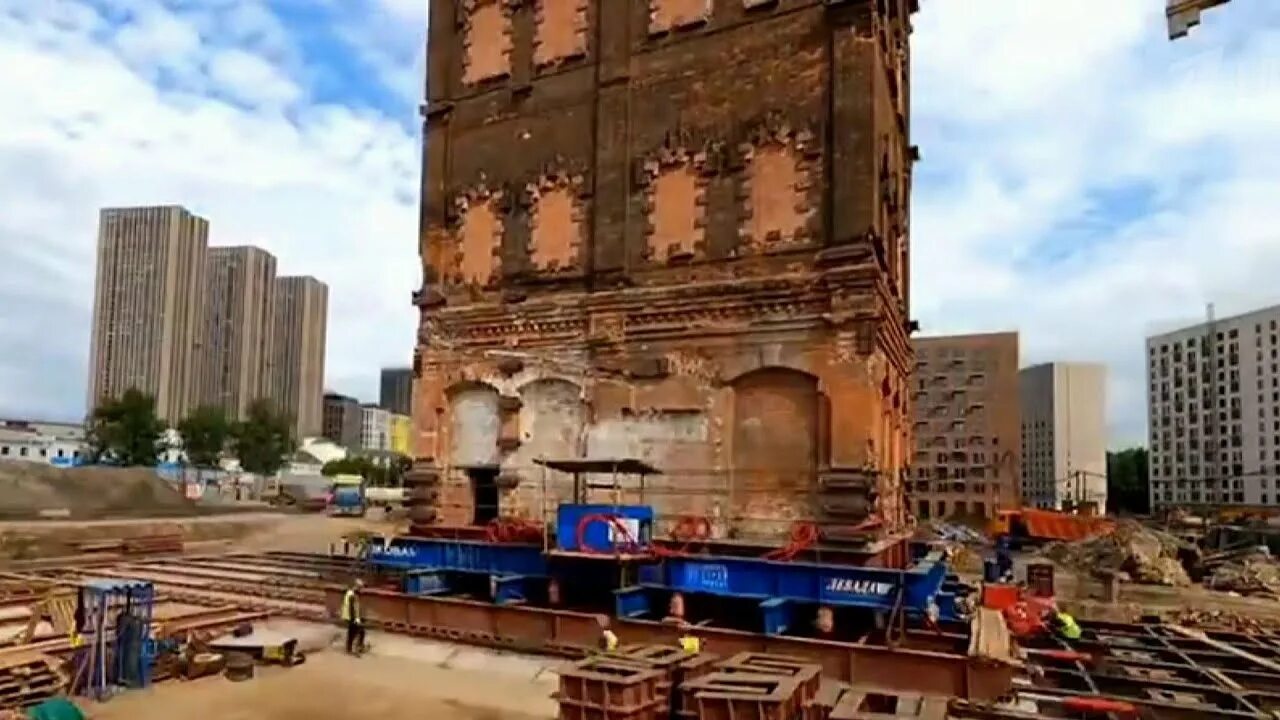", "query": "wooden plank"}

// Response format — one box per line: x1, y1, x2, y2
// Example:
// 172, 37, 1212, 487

968, 609, 1016, 667
920, 697, 948, 720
